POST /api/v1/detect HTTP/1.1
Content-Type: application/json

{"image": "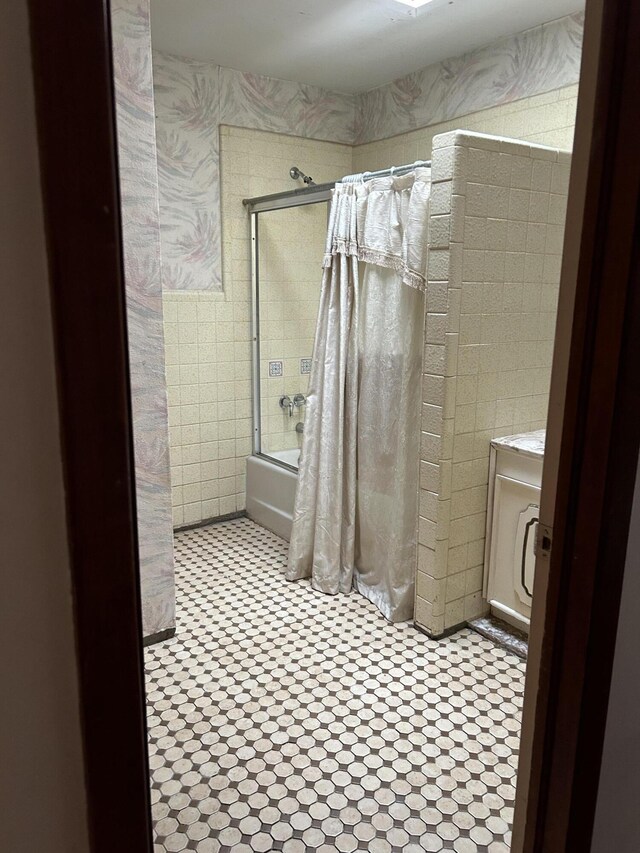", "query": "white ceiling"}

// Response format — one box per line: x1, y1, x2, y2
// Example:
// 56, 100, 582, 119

150, 0, 584, 94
